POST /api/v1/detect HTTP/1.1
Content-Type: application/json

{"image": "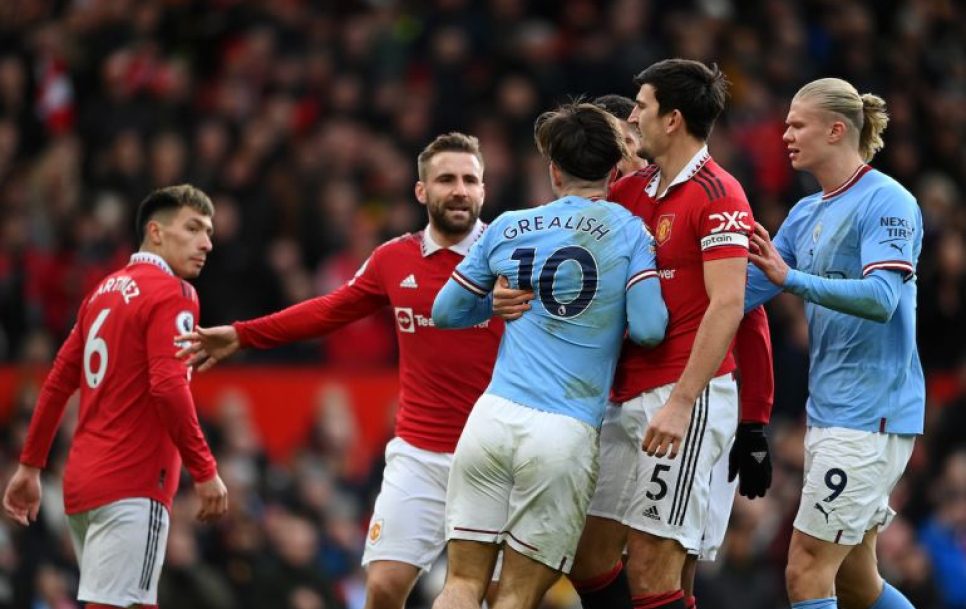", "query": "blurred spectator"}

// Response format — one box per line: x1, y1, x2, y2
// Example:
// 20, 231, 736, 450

0, 1, 963, 607
919, 450, 966, 609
